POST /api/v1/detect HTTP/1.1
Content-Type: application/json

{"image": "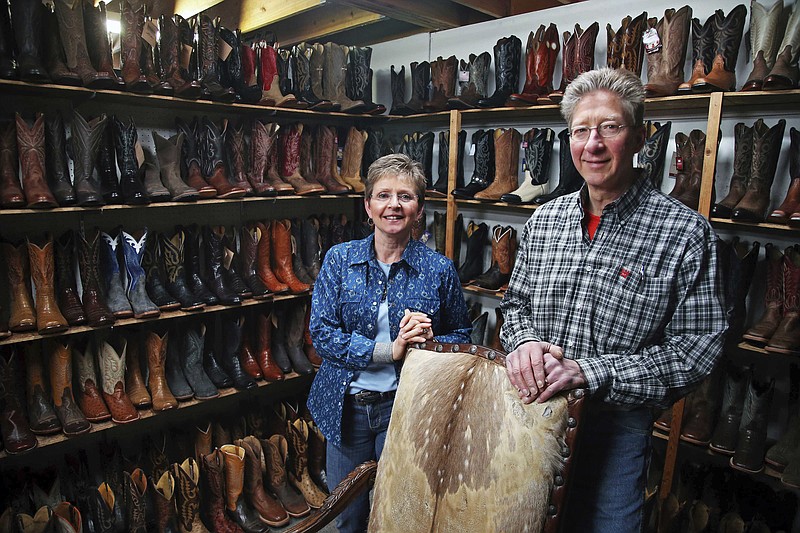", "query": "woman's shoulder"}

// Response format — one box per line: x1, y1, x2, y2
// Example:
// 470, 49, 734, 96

408, 240, 455, 272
